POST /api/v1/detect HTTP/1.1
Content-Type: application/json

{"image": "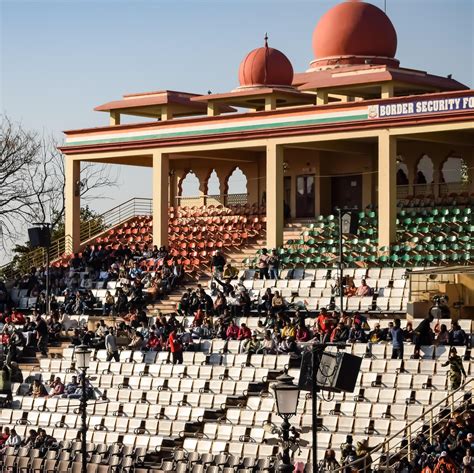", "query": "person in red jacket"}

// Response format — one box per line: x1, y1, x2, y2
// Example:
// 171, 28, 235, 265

226, 321, 239, 340
237, 323, 251, 340
433, 452, 456, 473
168, 330, 183, 365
